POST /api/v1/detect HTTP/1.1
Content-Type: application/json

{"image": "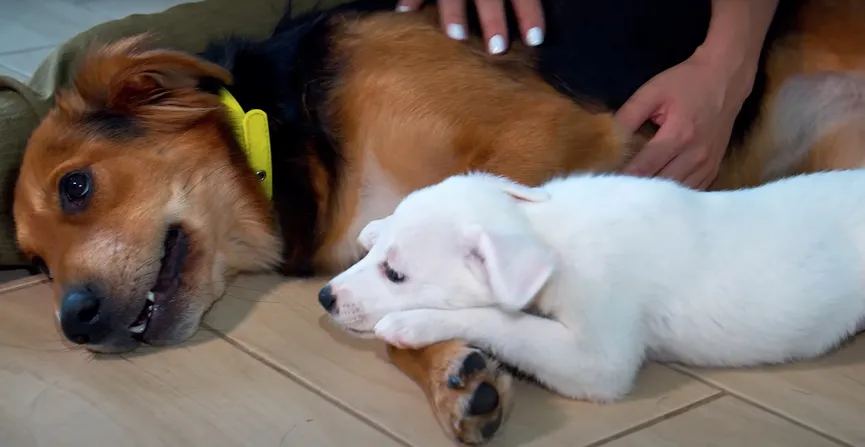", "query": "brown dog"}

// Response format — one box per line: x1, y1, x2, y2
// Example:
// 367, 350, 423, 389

13, 0, 865, 444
